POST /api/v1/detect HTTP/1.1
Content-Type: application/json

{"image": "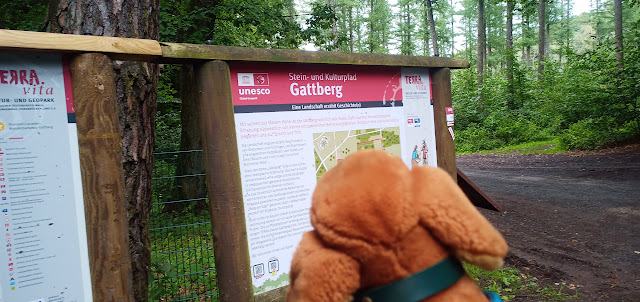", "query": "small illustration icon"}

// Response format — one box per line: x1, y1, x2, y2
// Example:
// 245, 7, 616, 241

10, 281, 14, 285
241, 75, 251, 85
0, 122, 5, 132
253, 263, 264, 279
253, 73, 269, 86
2, 209, 6, 212
268, 258, 279, 276
2, 197, 5, 200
